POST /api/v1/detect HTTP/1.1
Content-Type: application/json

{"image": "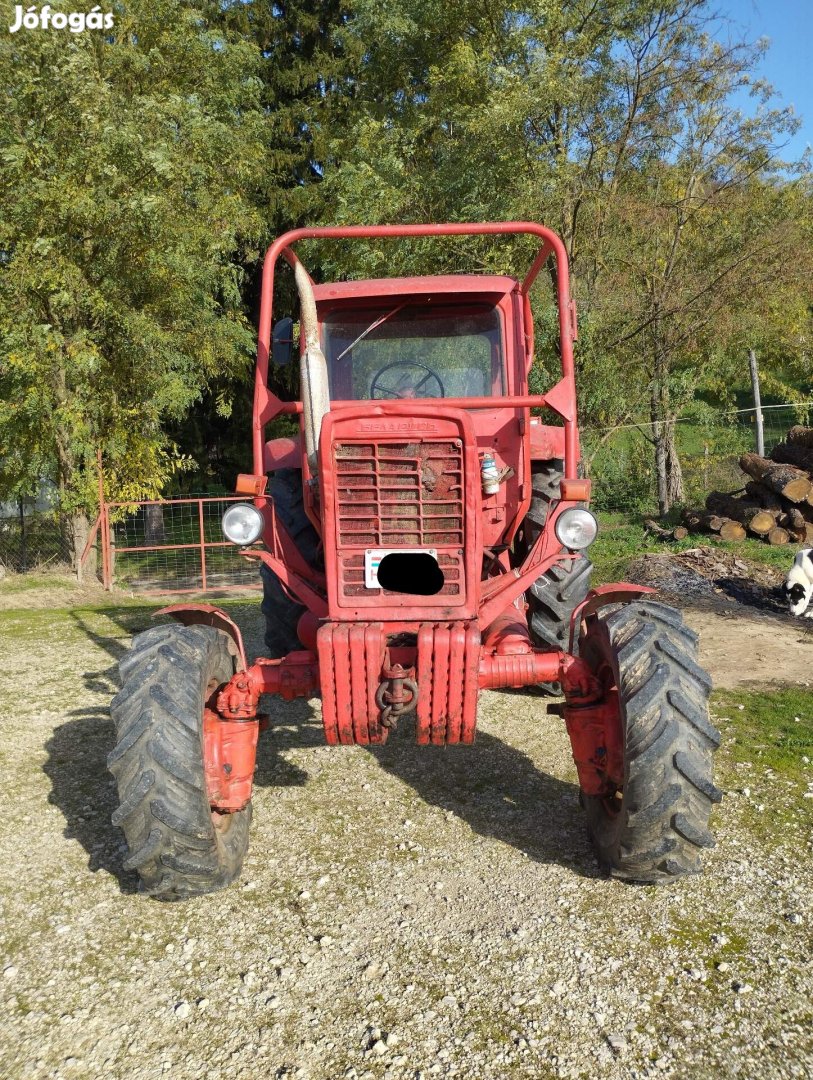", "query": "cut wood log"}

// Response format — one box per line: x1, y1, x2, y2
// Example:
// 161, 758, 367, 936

746, 512, 779, 538
682, 509, 723, 532
782, 506, 806, 531
778, 508, 813, 544
644, 519, 689, 541
789, 500, 813, 524
769, 441, 813, 474
743, 480, 783, 513
780, 508, 807, 543
704, 491, 776, 536
766, 526, 790, 546
682, 509, 746, 541
718, 520, 747, 542
786, 425, 813, 448
738, 452, 813, 503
